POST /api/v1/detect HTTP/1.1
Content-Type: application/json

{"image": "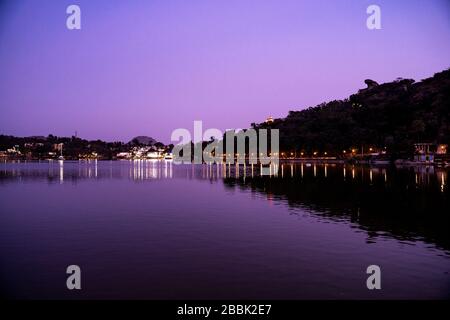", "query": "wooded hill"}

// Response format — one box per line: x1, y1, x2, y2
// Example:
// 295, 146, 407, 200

255, 69, 450, 158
